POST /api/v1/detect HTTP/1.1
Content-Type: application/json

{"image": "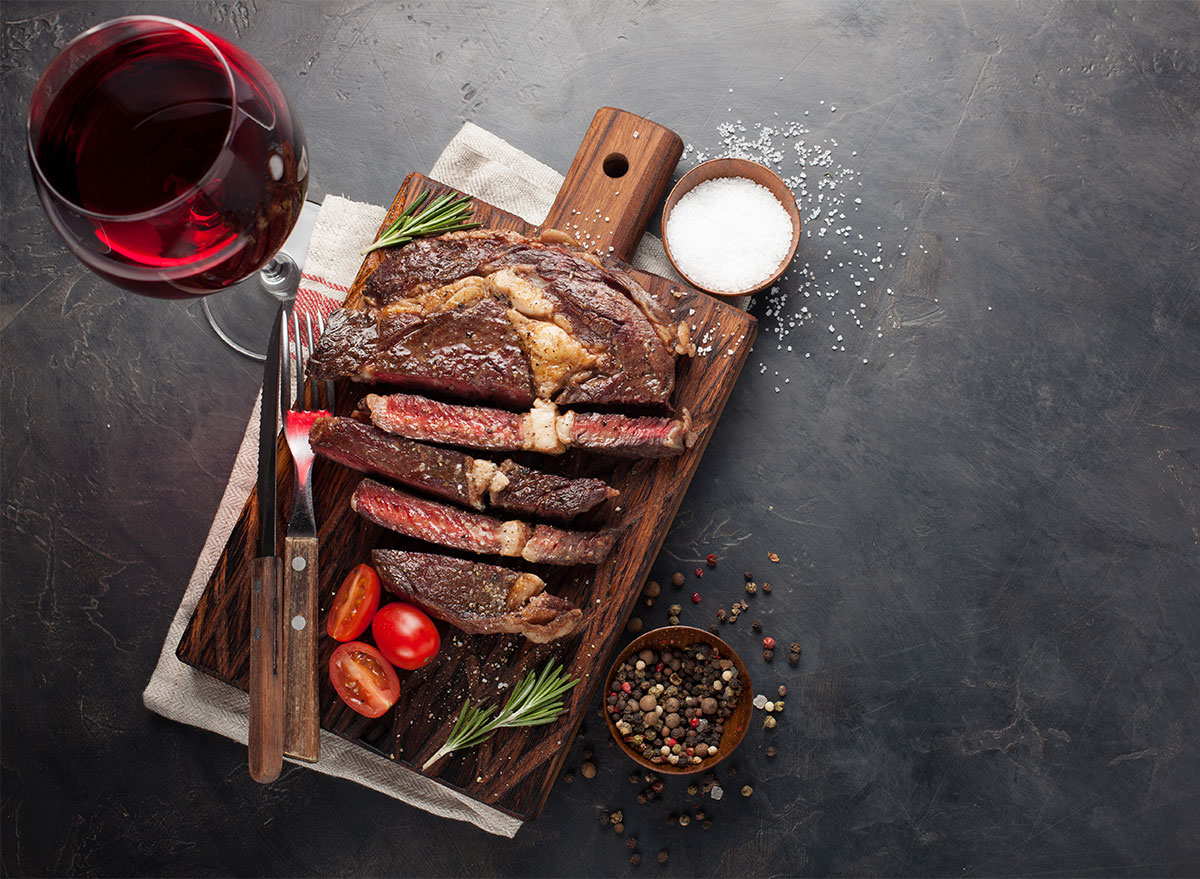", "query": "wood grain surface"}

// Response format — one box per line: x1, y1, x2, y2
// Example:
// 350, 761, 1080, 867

177, 109, 757, 821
